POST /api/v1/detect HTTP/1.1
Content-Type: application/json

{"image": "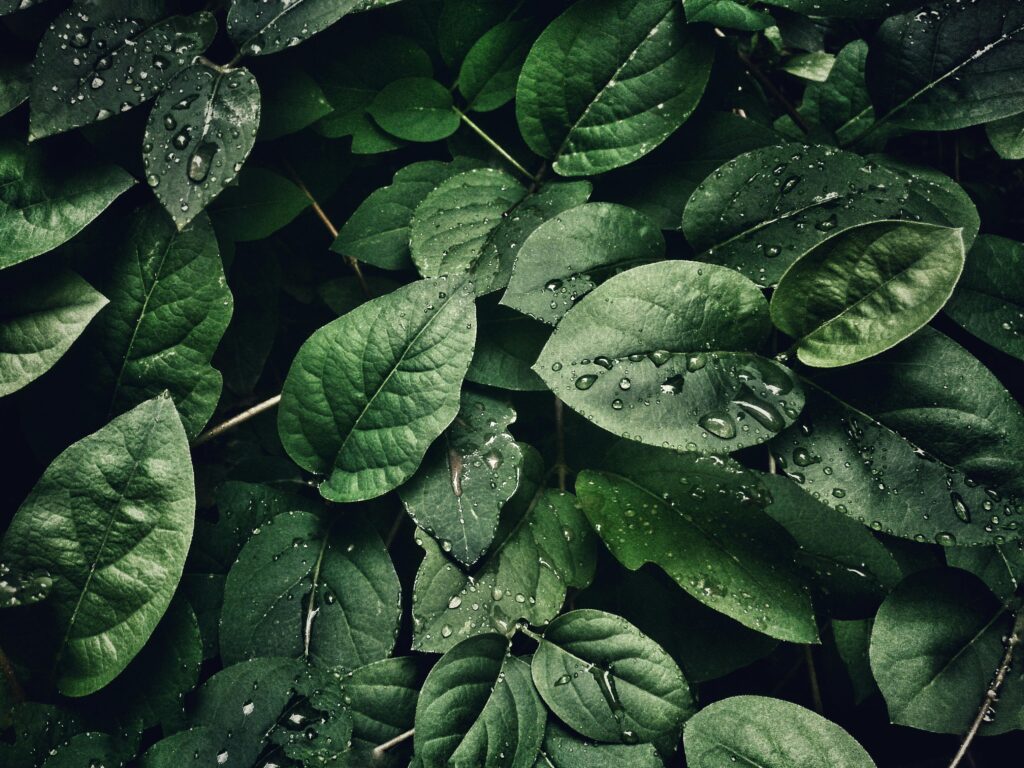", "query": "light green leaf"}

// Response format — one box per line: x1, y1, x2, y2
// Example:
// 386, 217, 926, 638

683, 695, 877, 767
945, 234, 1024, 362
399, 391, 522, 567
516, 0, 713, 176
577, 442, 818, 643
86, 205, 232, 439
278, 276, 476, 502
415, 635, 545, 768
29, 8, 216, 139
343, 656, 430, 765
531, 609, 693, 756
771, 221, 965, 367
0, 395, 194, 696
227, 0, 403, 56
459, 20, 534, 112
466, 304, 549, 392
0, 140, 134, 271
220, 509, 400, 670
209, 167, 309, 242
0, 267, 107, 397
535, 721, 665, 768
866, 0, 1024, 132
412, 450, 597, 652
771, 327, 1024, 545
143, 61, 260, 229
368, 77, 459, 142
870, 568, 1024, 735
987, 113, 1024, 160
535, 261, 803, 454
683, 0, 774, 31
410, 167, 527, 278
782, 51, 835, 81
501, 203, 664, 325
